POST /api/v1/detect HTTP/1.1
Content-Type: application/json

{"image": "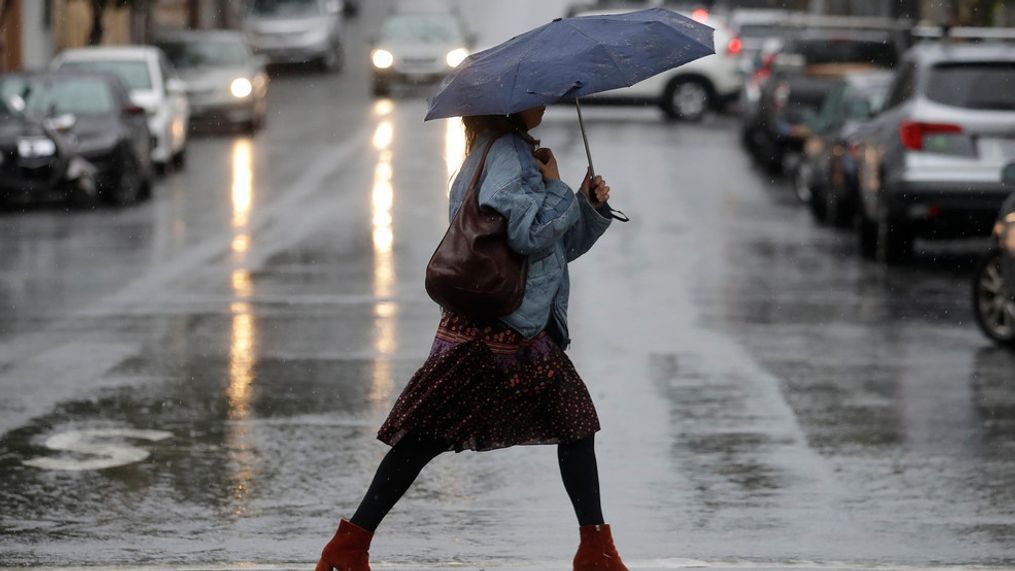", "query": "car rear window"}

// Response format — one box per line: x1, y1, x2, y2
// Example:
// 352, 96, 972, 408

59, 59, 152, 91
926, 62, 1015, 111
791, 39, 898, 68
